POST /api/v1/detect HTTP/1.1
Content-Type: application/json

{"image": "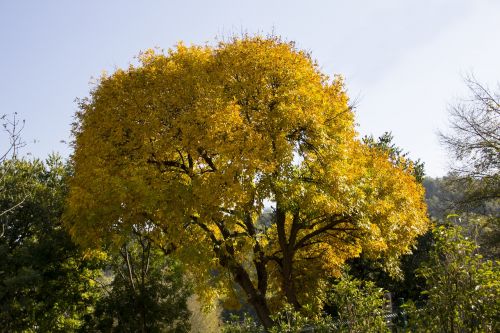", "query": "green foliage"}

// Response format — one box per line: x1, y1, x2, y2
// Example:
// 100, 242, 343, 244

424, 176, 499, 259
328, 273, 390, 333
222, 305, 335, 333
406, 225, 499, 333
85, 231, 192, 332
268, 304, 334, 333
423, 176, 459, 220
222, 314, 264, 333
0, 157, 103, 332
347, 230, 433, 307
222, 273, 391, 333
